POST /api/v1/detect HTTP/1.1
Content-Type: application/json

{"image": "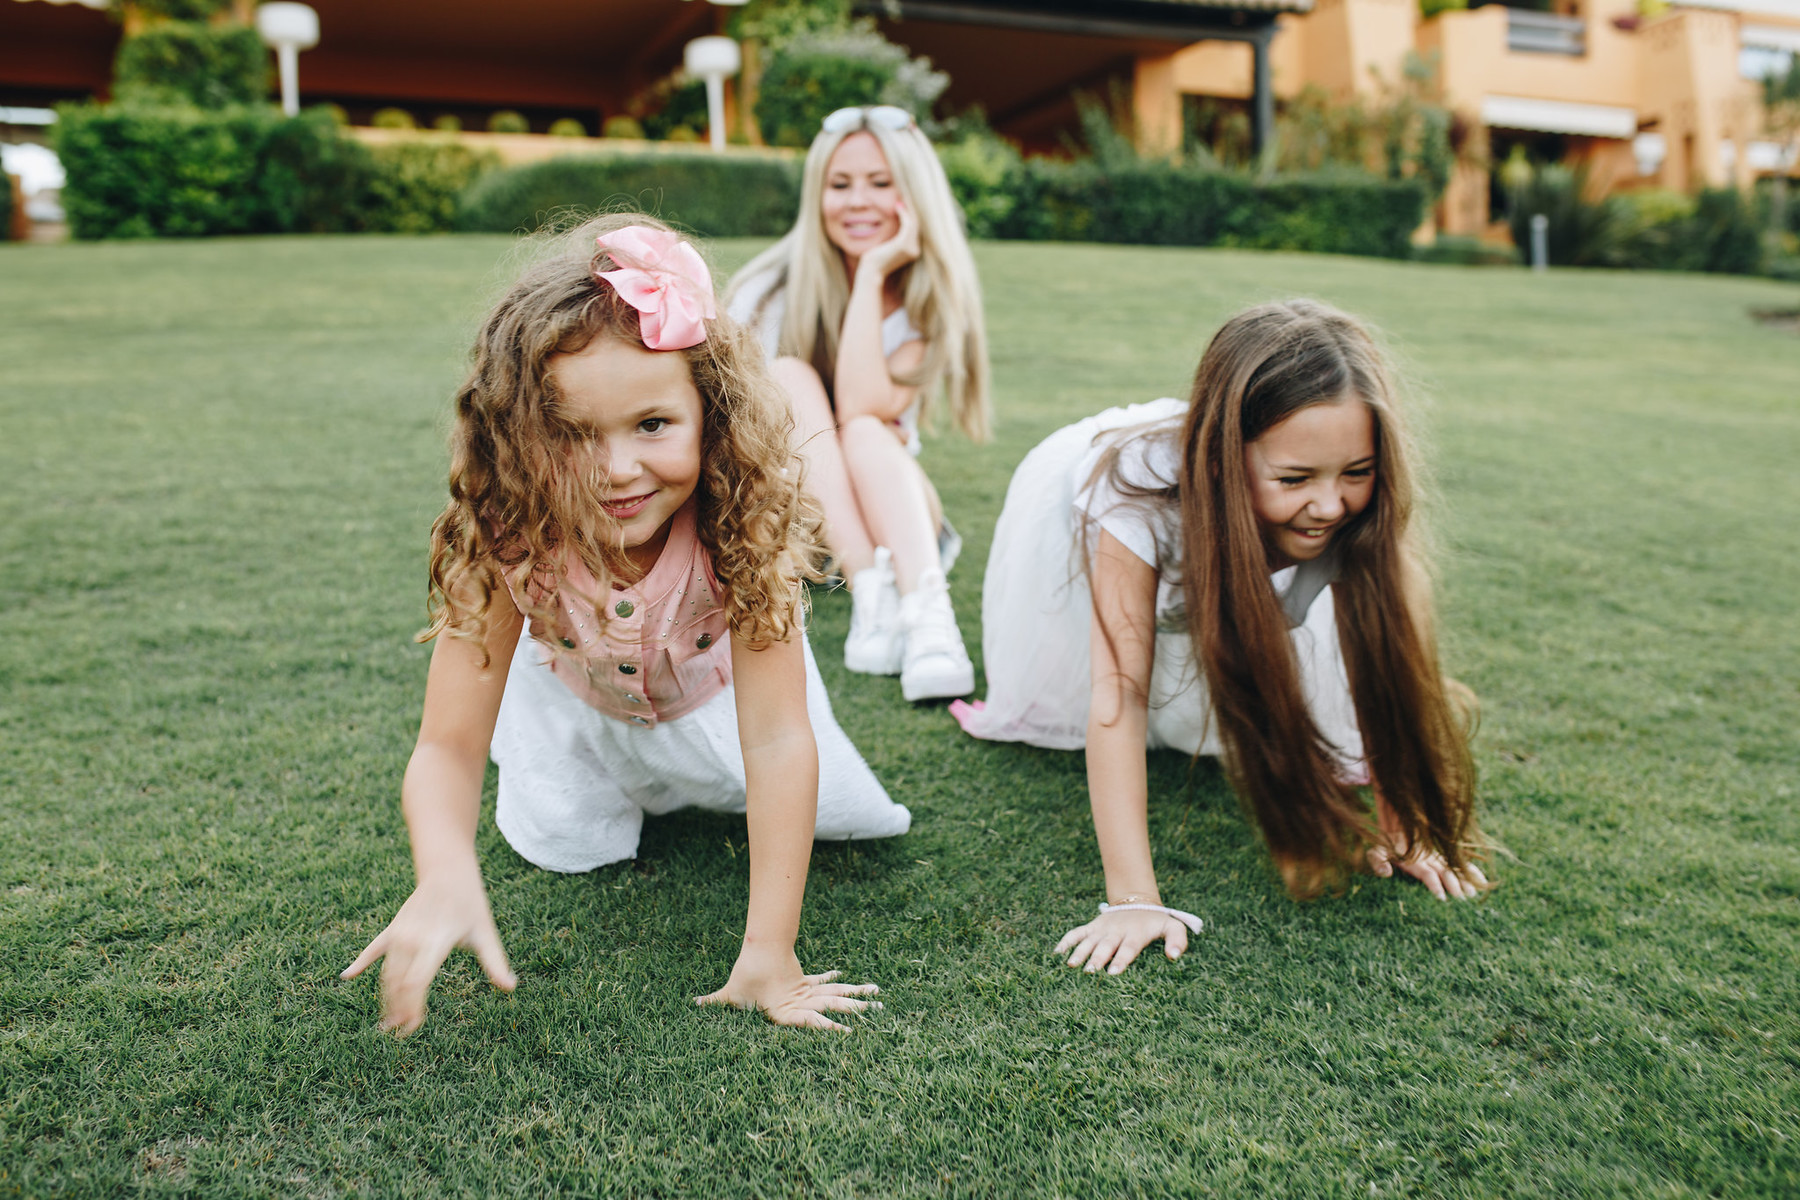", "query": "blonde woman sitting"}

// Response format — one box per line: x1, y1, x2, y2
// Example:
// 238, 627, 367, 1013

727, 105, 991, 702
